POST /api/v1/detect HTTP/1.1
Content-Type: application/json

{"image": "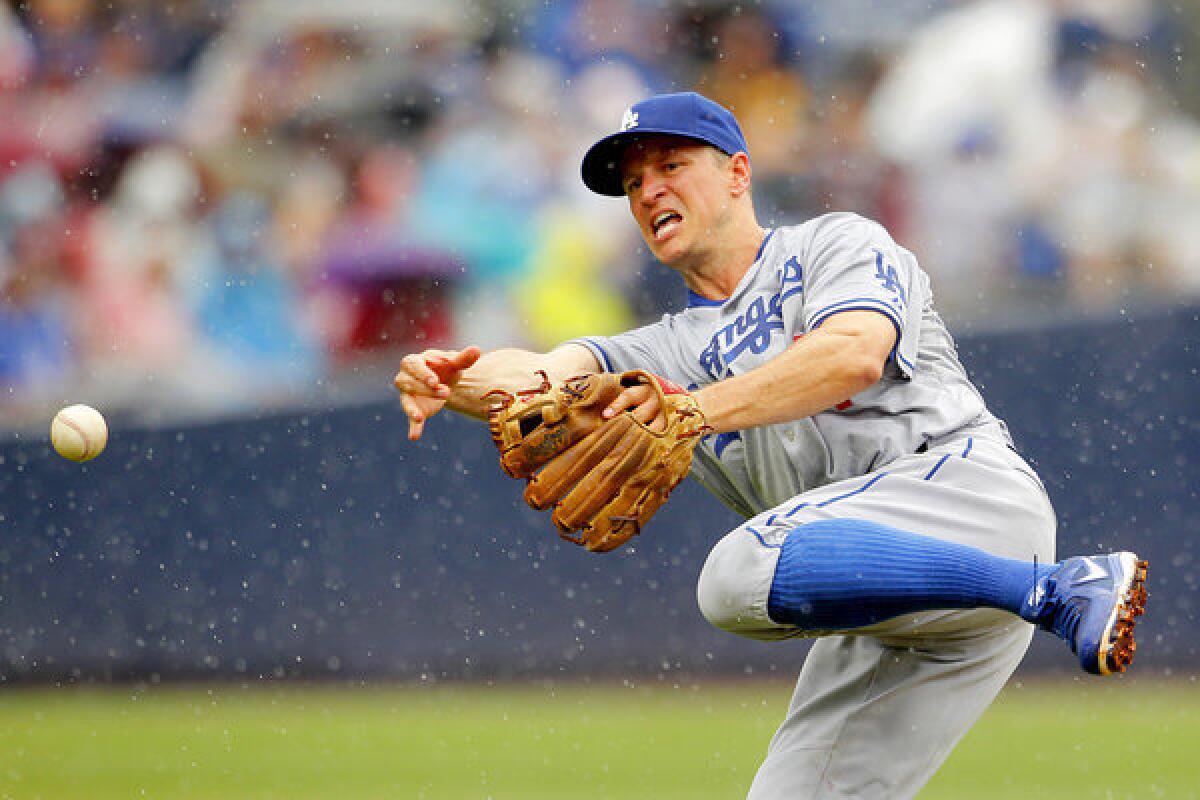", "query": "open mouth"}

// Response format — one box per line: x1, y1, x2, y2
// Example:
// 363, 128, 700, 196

651, 210, 683, 240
